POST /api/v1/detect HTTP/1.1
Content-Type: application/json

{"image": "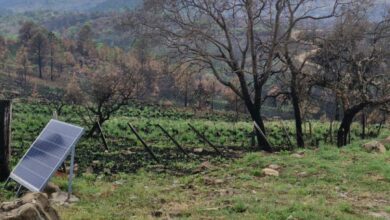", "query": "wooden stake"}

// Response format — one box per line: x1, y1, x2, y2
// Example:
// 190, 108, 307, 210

188, 123, 223, 156
0, 100, 11, 181
128, 123, 160, 163
156, 124, 189, 157
97, 121, 109, 151
253, 121, 273, 149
